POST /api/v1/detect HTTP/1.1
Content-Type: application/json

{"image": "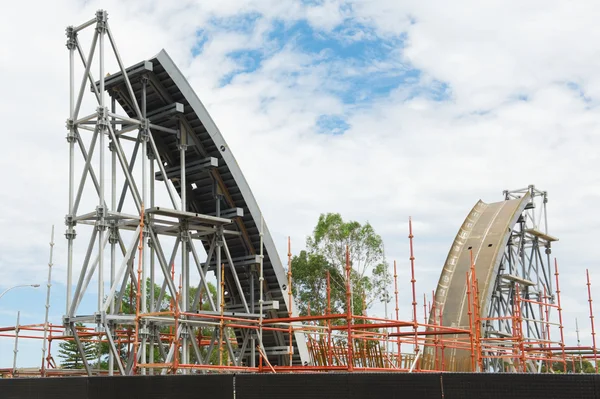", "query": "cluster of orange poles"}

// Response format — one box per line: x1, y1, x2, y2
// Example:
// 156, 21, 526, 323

1, 219, 599, 376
